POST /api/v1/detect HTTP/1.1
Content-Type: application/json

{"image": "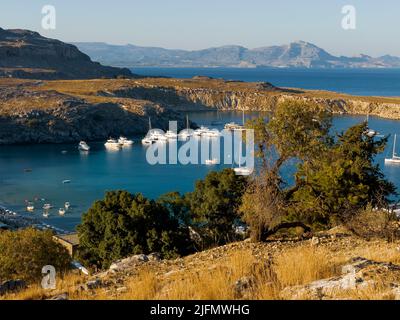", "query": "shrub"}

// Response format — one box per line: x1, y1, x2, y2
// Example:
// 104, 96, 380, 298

0, 228, 71, 283
77, 191, 194, 269
186, 169, 247, 247
345, 205, 400, 241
